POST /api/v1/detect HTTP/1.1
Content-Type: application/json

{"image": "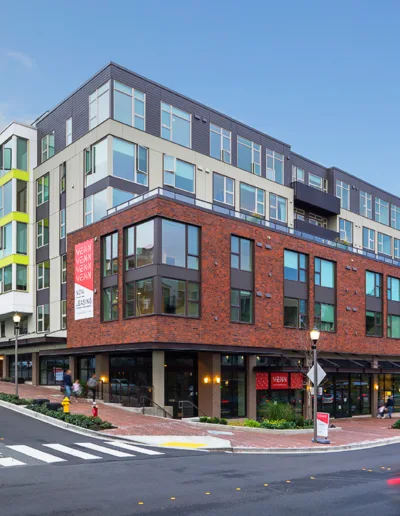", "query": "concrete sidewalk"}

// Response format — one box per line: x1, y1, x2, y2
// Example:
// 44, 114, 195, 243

1, 381, 399, 452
